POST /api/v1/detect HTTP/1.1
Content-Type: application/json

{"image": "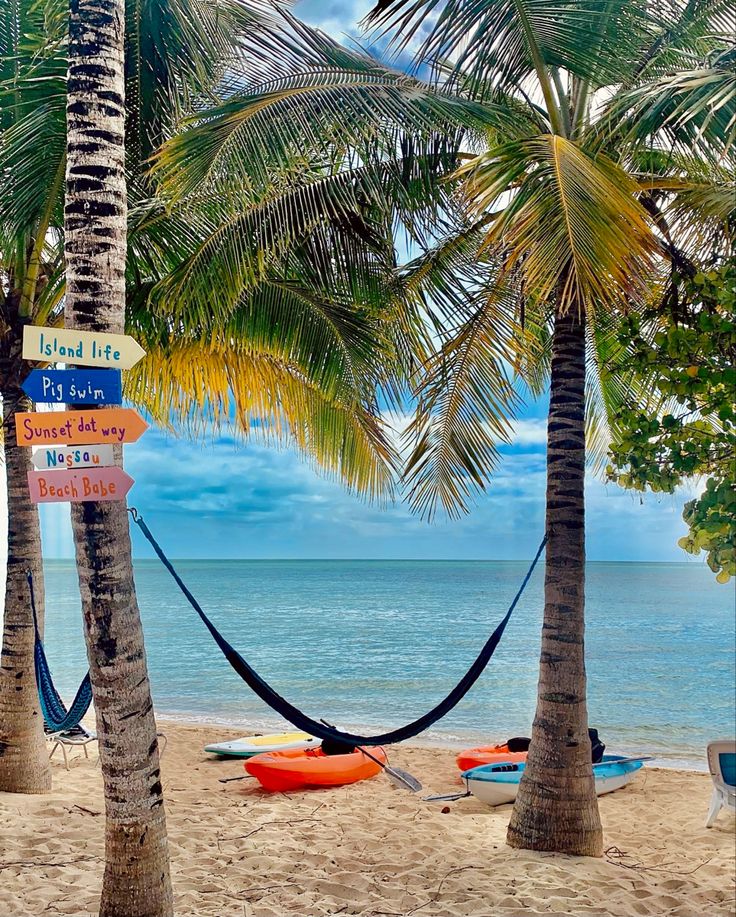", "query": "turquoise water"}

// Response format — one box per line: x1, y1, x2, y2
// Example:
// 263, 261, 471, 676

40, 560, 734, 769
